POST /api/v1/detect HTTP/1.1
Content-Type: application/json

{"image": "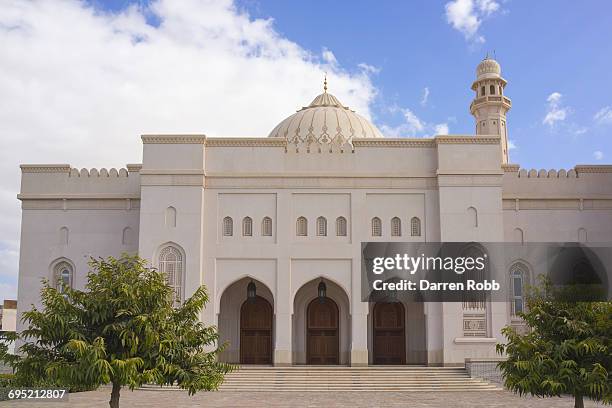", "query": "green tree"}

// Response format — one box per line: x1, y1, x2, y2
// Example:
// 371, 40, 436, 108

3, 254, 233, 408
497, 278, 611, 408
